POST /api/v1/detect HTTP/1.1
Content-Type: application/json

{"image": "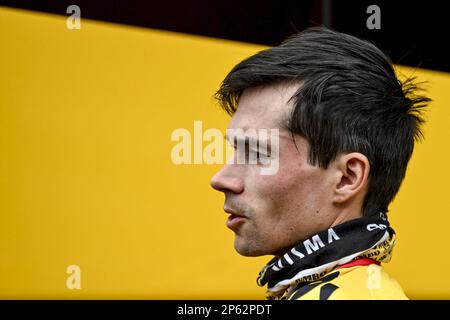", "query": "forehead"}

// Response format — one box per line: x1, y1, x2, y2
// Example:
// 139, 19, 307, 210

228, 82, 300, 131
